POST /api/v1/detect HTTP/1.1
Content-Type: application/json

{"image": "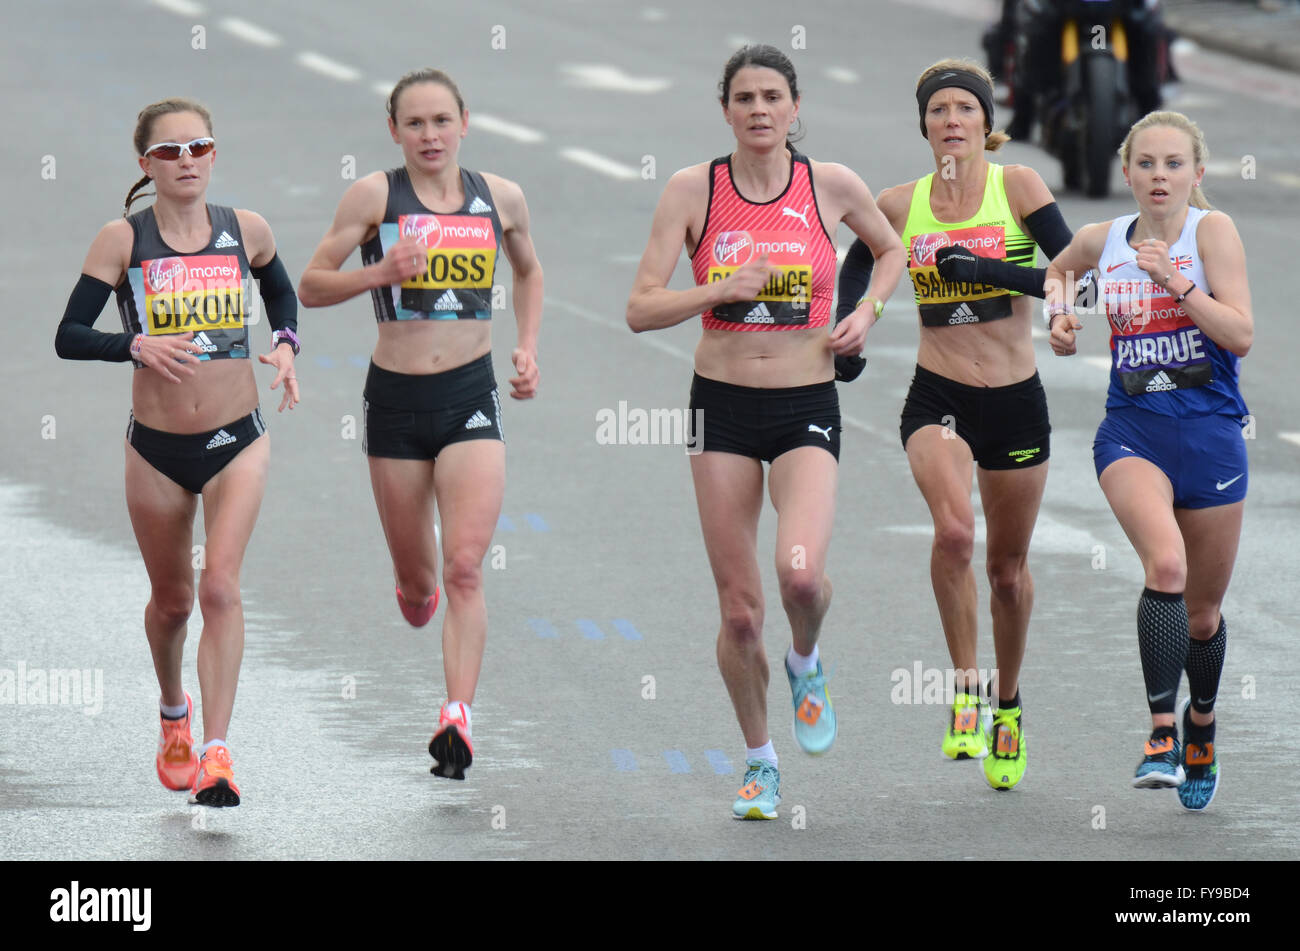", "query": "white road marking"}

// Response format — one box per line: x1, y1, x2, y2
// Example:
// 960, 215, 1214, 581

1280, 433, 1300, 449
220, 17, 281, 47
560, 147, 639, 181
472, 113, 546, 144
560, 64, 670, 94
297, 51, 360, 83
372, 80, 394, 99
641, 7, 666, 21
1272, 172, 1300, 189
1084, 356, 1112, 371
1174, 45, 1300, 110
825, 67, 859, 84
151, 0, 203, 14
